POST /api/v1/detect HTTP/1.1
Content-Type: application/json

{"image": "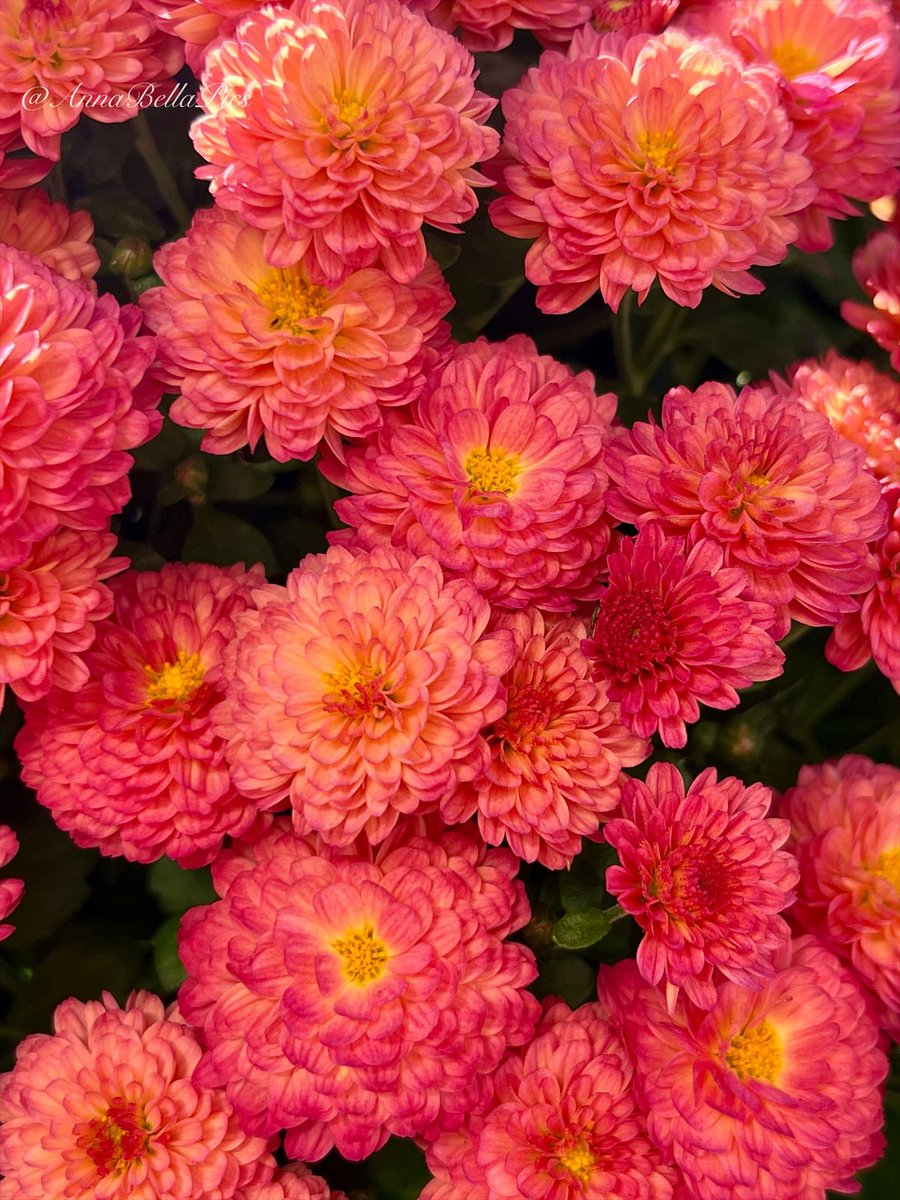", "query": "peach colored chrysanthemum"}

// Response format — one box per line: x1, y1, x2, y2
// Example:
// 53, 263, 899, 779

0, 991, 274, 1200
604, 762, 798, 1009
0, 825, 24, 942
601, 938, 888, 1200
489, 27, 813, 313
581, 525, 784, 748
178, 819, 539, 1160
323, 336, 618, 610
0, 247, 162, 571
422, 1000, 675, 1200
0, 126, 51, 189
0, 529, 124, 710
192, 0, 499, 283
842, 228, 900, 371
442, 608, 649, 868
0, 187, 98, 282
237, 1164, 347, 1200
592, 0, 679, 34
137, 0, 264, 73
141, 206, 453, 462
779, 755, 900, 1038
605, 380, 887, 638
687, 0, 900, 252
0, 1, 182, 163
16, 563, 267, 868
408, 0, 593, 52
